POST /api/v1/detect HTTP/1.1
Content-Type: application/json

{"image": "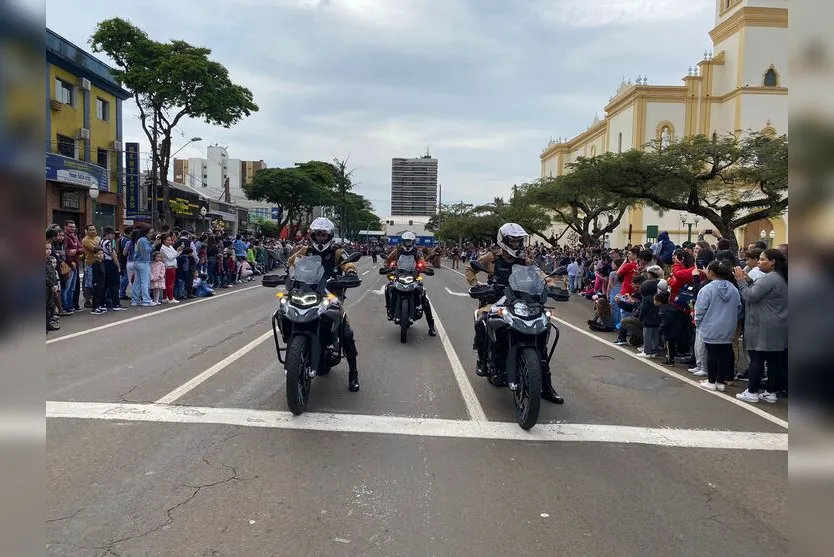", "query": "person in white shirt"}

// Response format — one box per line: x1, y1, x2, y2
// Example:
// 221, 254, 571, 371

159, 234, 183, 303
